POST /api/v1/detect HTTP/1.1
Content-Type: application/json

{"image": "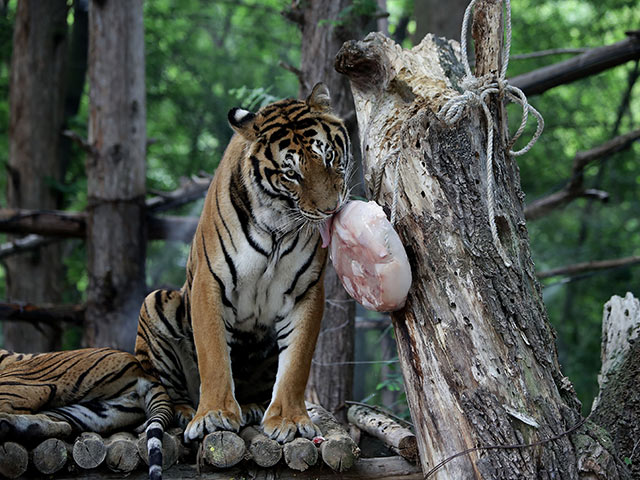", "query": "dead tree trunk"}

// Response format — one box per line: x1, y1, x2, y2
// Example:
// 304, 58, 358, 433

84, 0, 147, 350
4, 0, 68, 352
335, 30, 625, 479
